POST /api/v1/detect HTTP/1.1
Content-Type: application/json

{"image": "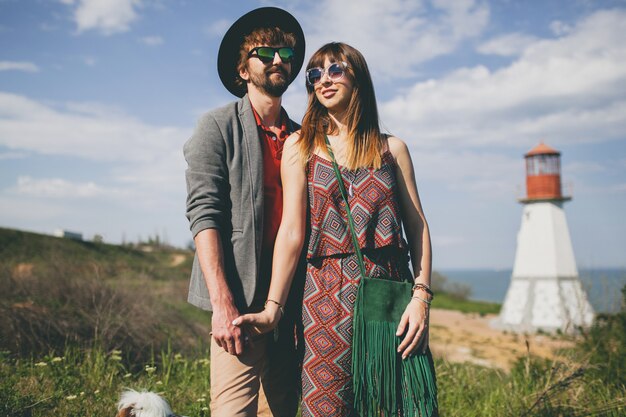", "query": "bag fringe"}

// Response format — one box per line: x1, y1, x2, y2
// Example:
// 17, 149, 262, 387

353, 285, 438, 417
